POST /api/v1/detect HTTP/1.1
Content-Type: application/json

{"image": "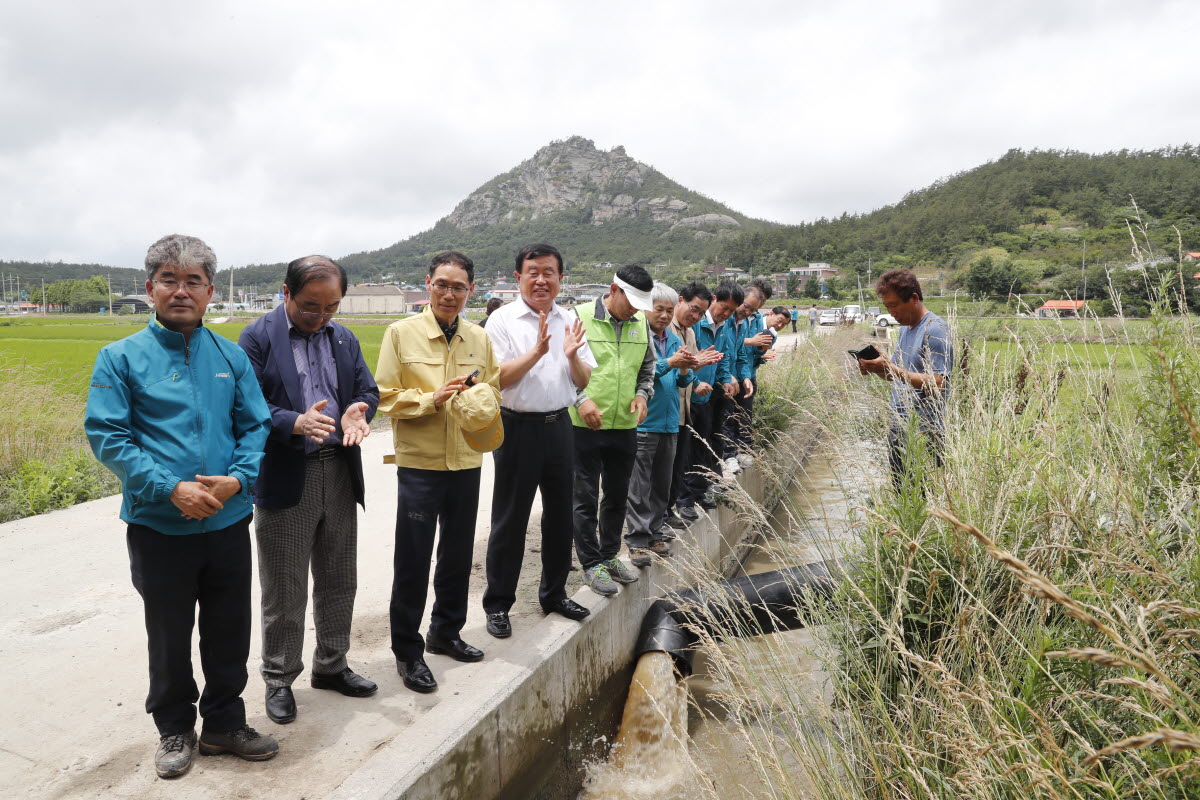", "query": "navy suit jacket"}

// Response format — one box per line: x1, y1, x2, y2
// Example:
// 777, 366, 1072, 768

238, 305, 379, 510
